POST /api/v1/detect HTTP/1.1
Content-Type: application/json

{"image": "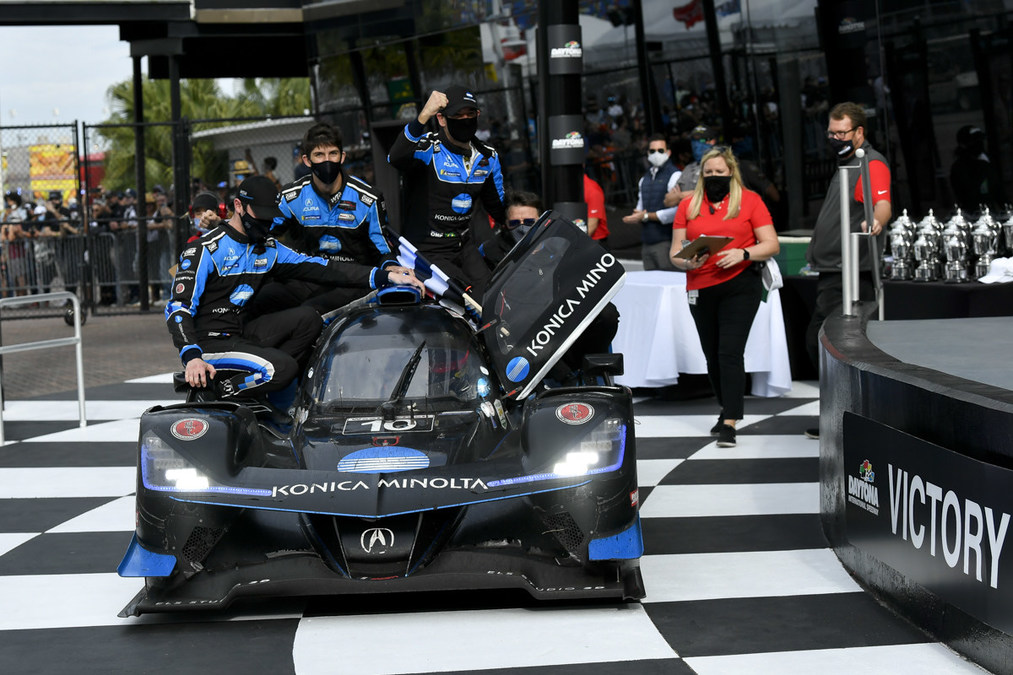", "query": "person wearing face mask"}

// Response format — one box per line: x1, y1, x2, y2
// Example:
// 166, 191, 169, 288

167, 175, 425, 400
388, 85, 507, 295
803, 102, 891, 439
492, 190, 619, 382
246, 123, 401, 321
622, 133, 682, 270
669, 147, 779, 448
664, 125, 718, 214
